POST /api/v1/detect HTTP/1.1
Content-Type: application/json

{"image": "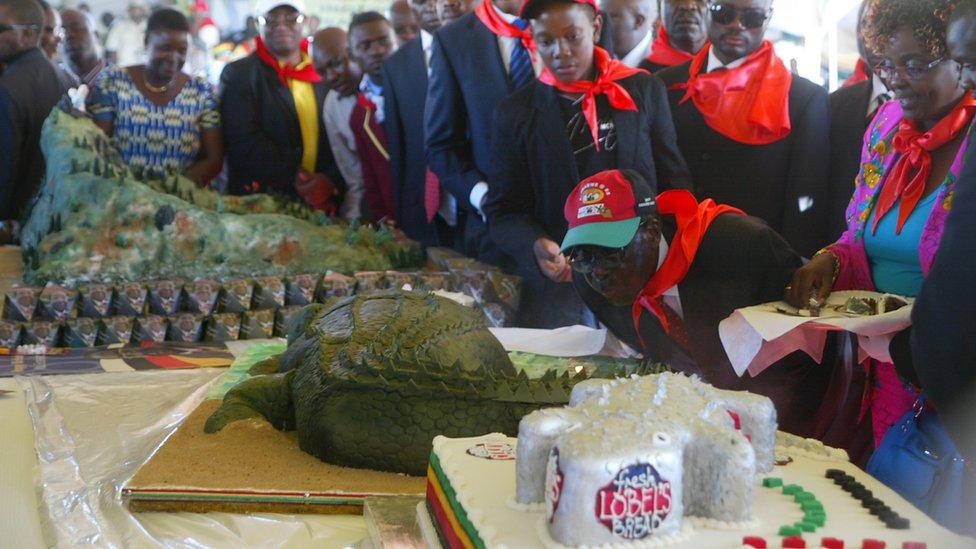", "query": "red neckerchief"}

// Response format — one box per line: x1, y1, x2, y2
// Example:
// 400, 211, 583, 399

475, 0, 536, 55
539, 47, 646, 150
671, 41, 792, 145
873, 93, 976, 235
843, 58, 870, 88
645, 26, 698, 68
632, 190, 744, 343
255, 36, 320, 86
